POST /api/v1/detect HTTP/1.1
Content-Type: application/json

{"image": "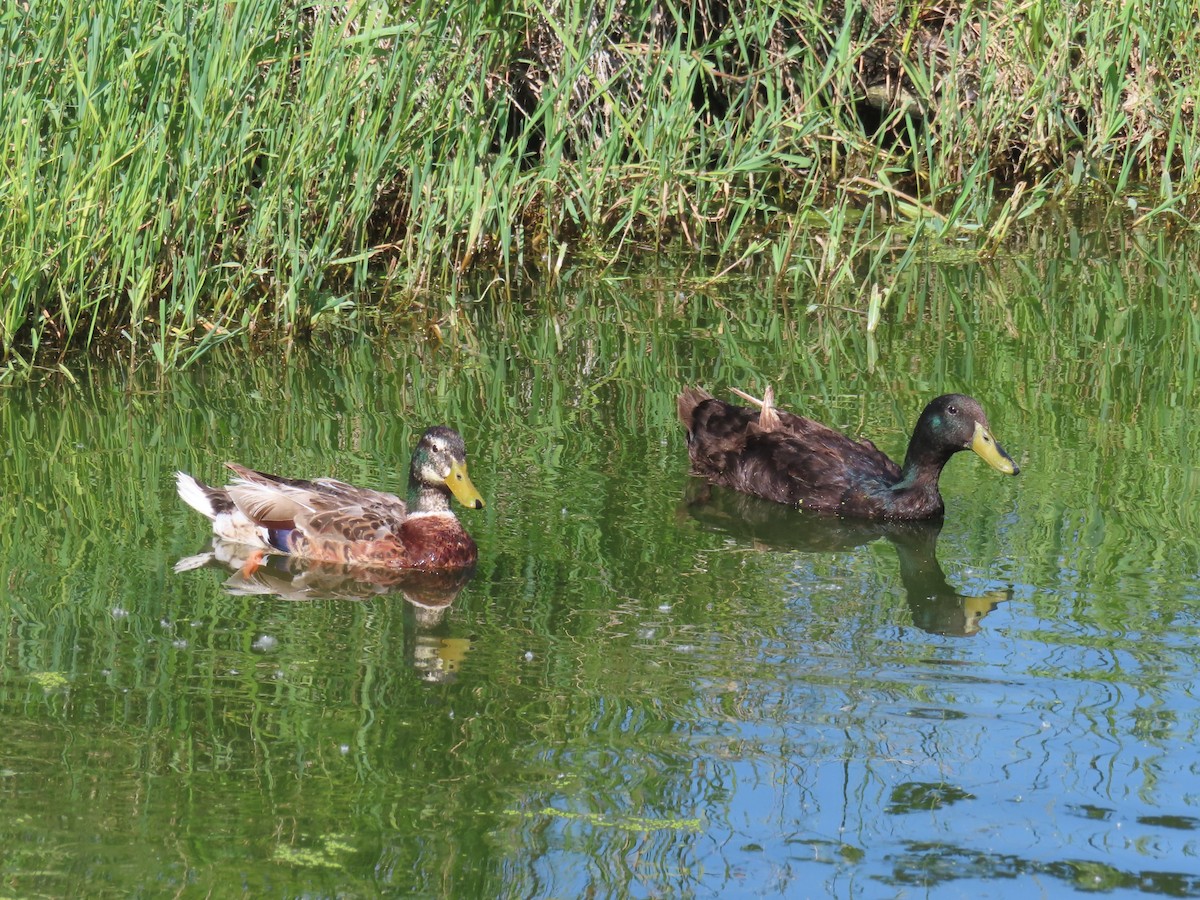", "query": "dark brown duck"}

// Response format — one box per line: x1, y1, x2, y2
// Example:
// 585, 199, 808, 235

677, 386, 1019, 520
